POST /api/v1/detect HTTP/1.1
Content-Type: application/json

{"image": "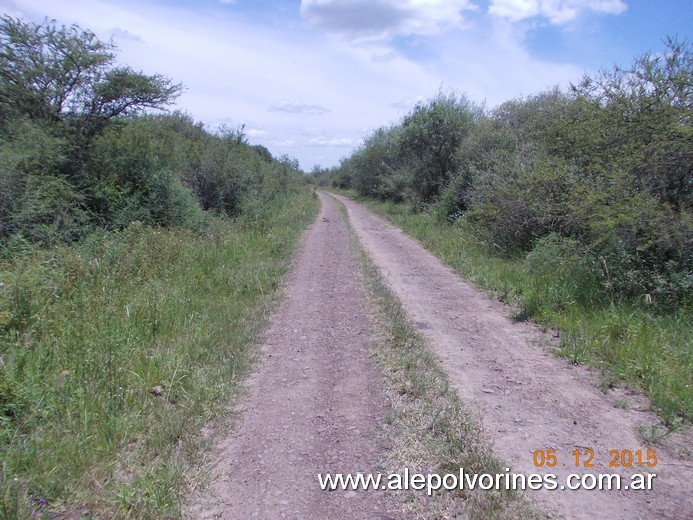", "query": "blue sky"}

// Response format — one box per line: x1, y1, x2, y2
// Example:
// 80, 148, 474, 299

2, 0, 691, 169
